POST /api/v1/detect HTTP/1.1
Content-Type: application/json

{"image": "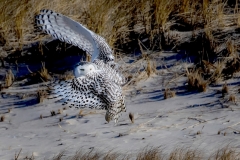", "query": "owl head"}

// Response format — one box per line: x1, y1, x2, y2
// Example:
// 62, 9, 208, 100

74, 62, 98, 78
